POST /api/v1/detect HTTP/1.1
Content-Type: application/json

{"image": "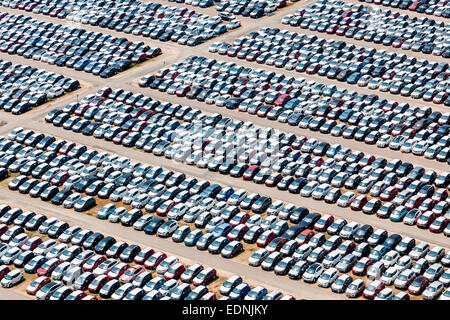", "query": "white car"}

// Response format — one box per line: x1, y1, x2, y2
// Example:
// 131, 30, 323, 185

374, 288, 394, 300
34, 239, 57, 256
302, 263, 323, 283
339, 221, 360, 239
317, 267, 339, 288
345, 278, 365, 298
337, 191, 356, 207
1, 269, 24, 288
226, 19, 241, 30
382, 250, 400, 268
423, 281, 445, 300
394, 269, 416, 290
167, 204, 188, 220
380, 266, 400, 286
